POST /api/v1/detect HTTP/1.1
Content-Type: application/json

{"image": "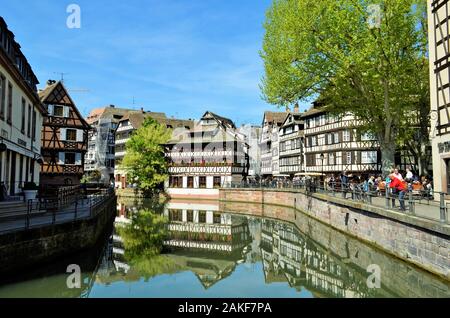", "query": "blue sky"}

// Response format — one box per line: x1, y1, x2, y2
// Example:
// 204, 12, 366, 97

1, 0, 311, 126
